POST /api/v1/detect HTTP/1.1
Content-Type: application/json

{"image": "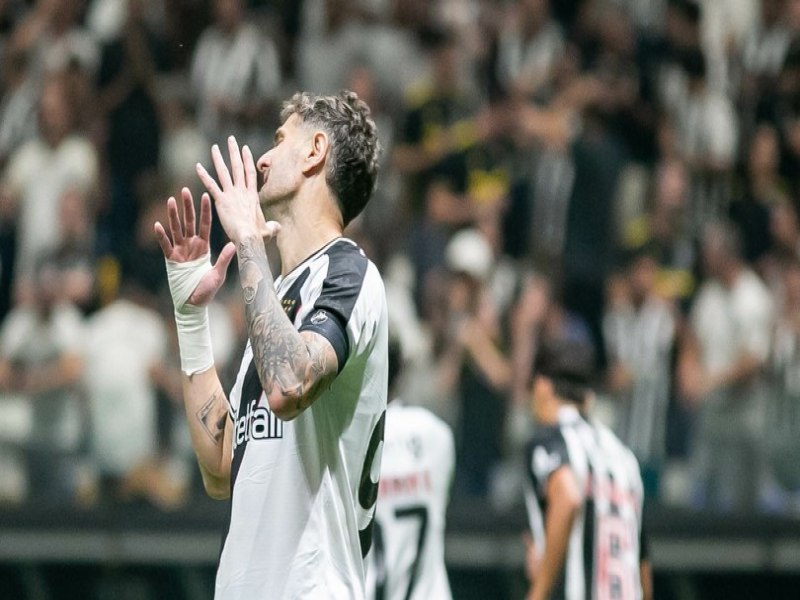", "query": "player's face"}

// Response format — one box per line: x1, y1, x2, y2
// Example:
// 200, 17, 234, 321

256, 114, 306, 211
